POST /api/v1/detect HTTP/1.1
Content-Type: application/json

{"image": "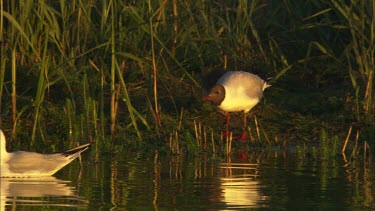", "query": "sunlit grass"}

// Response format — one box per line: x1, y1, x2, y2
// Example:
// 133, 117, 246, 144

0, 0, 373, 157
